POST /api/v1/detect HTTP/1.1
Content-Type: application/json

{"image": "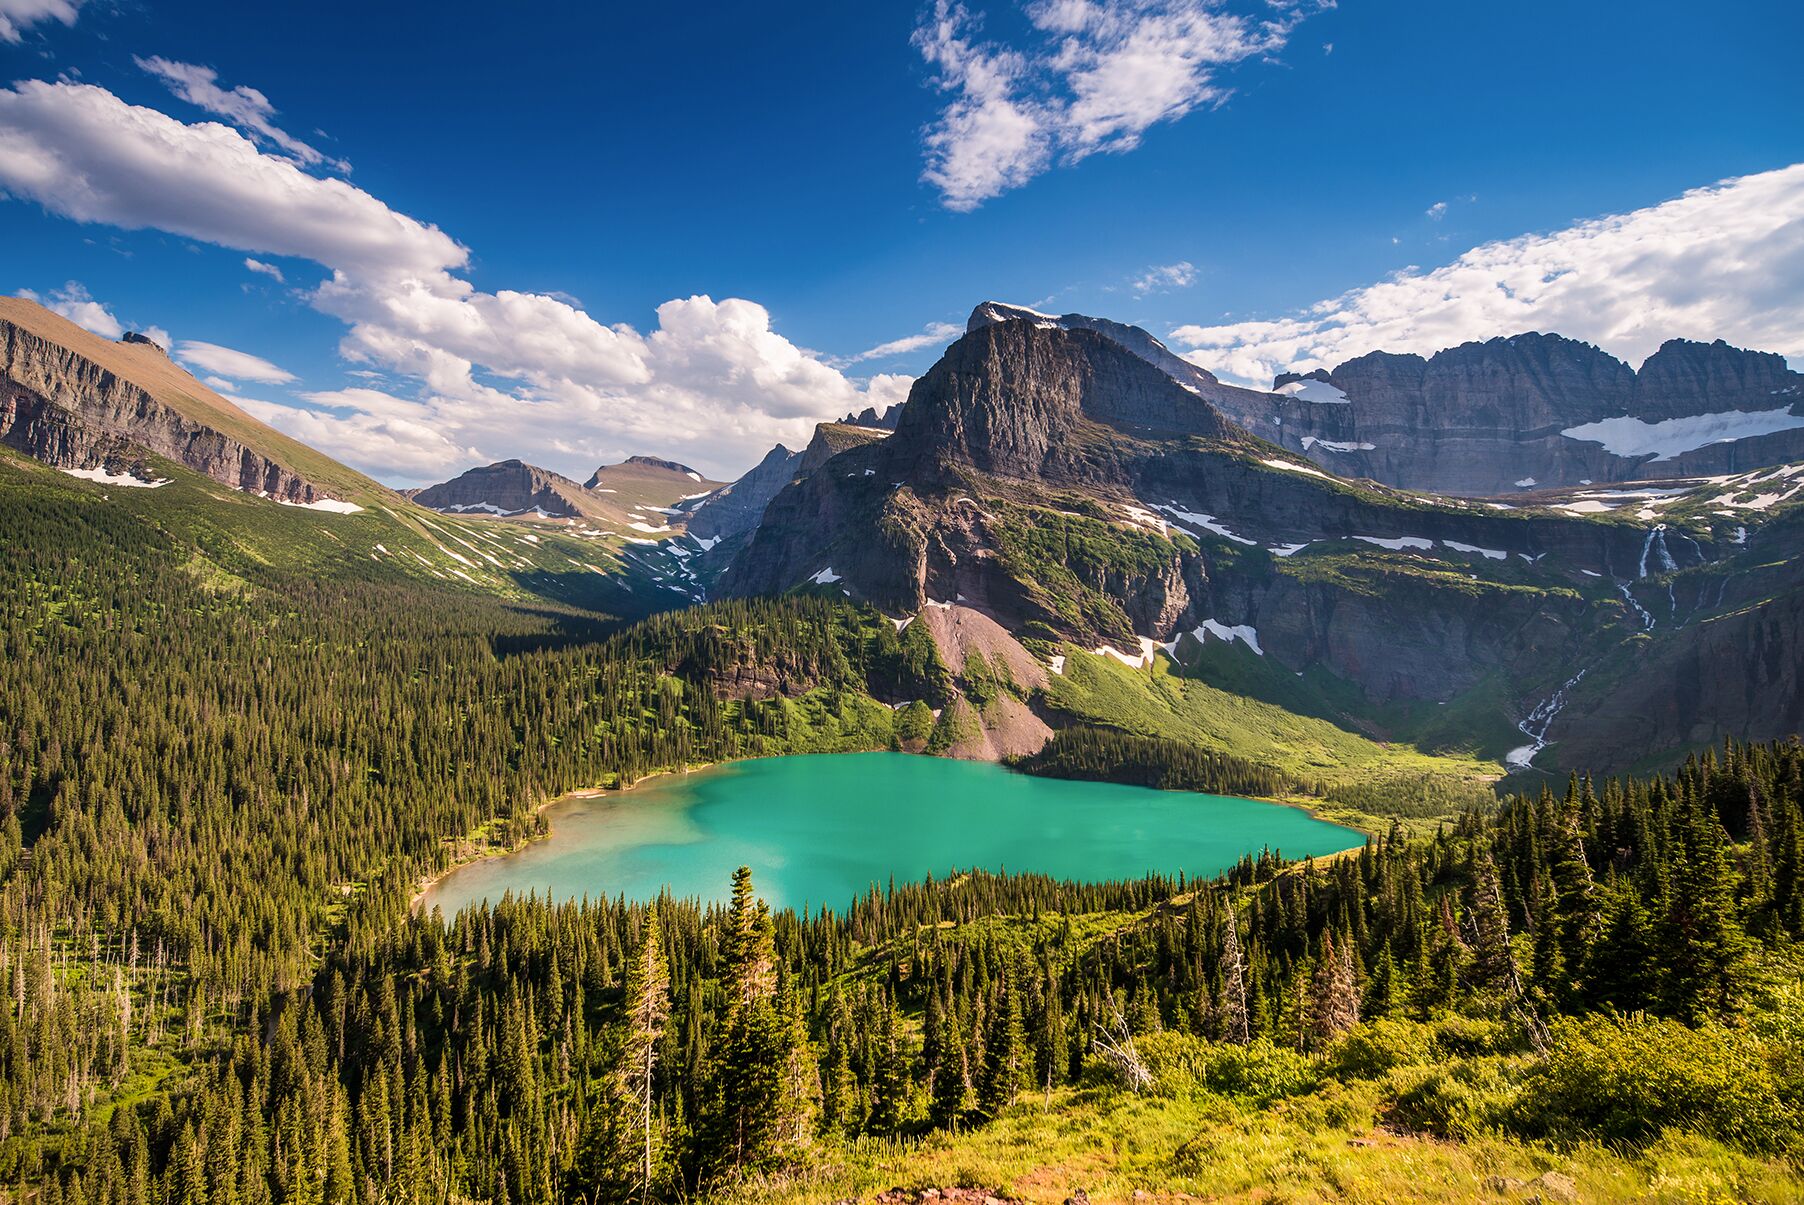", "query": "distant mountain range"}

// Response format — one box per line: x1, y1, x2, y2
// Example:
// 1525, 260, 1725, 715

965, 302, 1804, 495
6, 290, 1802, 775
